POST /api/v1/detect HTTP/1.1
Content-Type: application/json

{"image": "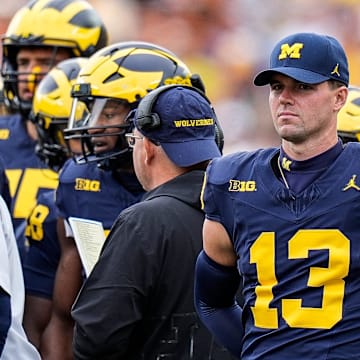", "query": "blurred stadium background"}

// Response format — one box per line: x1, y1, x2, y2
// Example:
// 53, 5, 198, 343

1, 0, 360, 153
